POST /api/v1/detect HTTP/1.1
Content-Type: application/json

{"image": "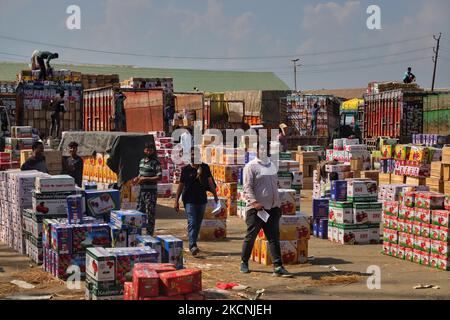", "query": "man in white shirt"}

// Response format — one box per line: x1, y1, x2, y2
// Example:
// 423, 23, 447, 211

241, 138, 292, 277
180, 126, 193, 162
